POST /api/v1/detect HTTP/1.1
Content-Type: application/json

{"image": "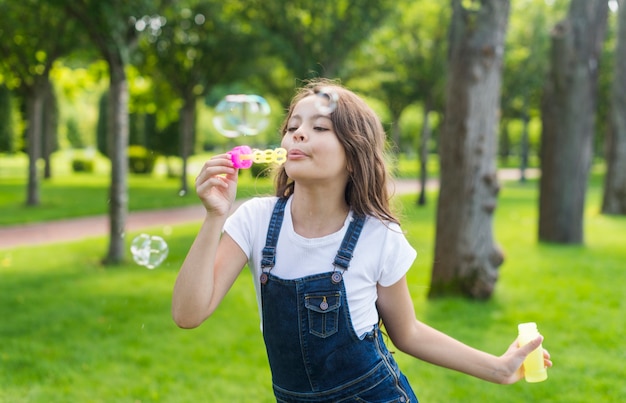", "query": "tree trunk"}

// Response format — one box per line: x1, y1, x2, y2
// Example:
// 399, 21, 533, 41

179, 93, 196, 196
0, 85, 13, 152
429, 0, 509, 300
42, 78, 58, 179
391, 115, 401, 154
499, 118, 510, 166
601, 0, 626, 215
539, 0, 609, 243
25, 86, 44, 206
417, 102, 432, 206
519, 97, 530, 183
103, 59, 129, 265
